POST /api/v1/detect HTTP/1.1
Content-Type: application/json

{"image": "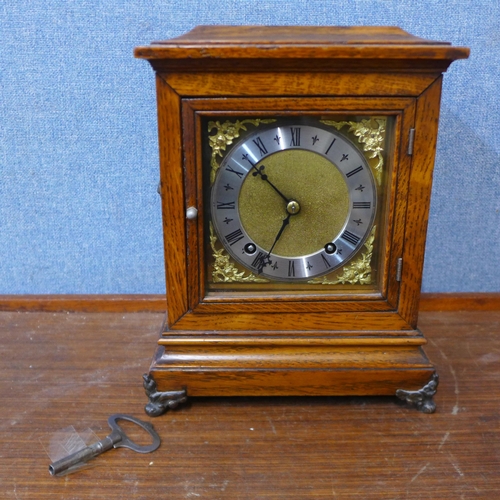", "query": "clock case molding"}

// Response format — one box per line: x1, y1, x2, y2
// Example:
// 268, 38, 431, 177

135, 26, 469, 415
